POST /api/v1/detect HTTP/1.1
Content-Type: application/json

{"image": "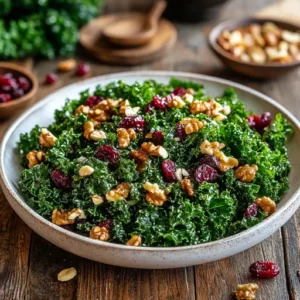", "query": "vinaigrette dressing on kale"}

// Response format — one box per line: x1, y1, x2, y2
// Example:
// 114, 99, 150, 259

18, 78, 293, 247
